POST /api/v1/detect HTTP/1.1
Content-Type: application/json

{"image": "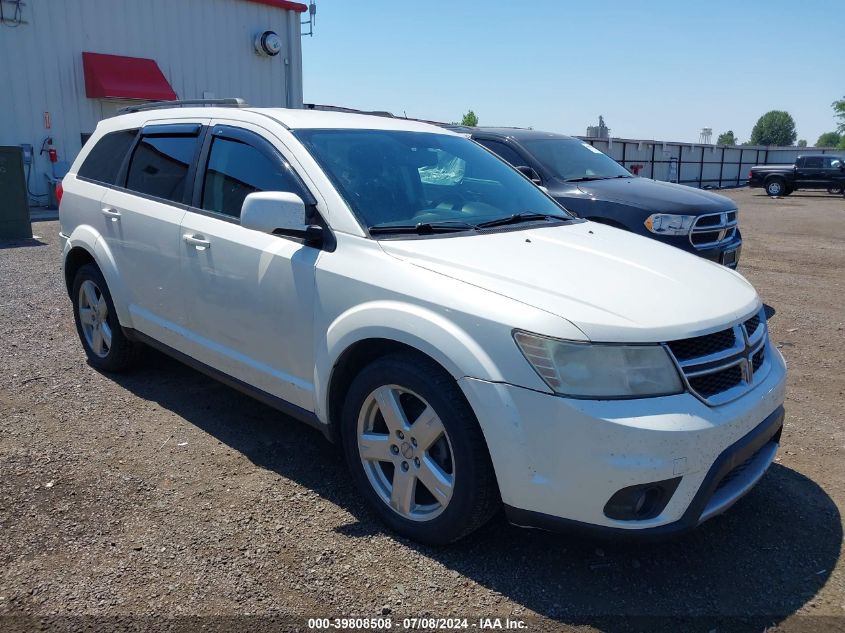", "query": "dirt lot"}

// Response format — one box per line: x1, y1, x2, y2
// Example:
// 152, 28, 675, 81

1, 188, 844, 632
